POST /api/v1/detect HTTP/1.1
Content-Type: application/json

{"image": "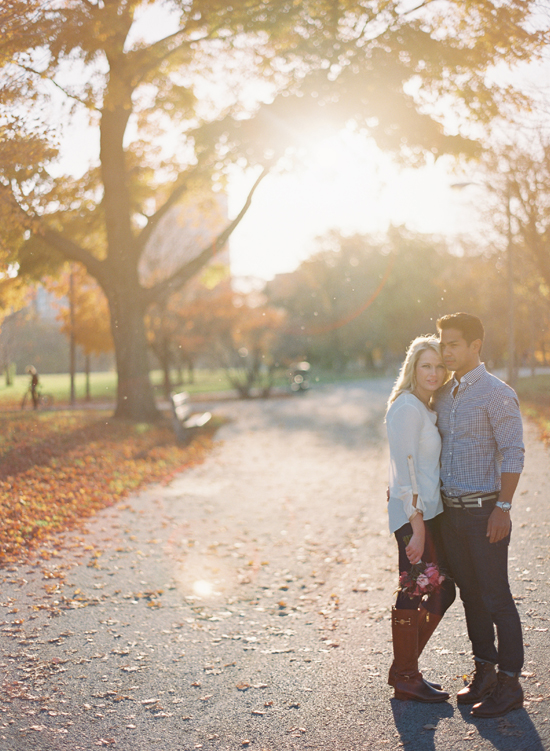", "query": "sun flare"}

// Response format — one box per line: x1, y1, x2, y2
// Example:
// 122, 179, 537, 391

192, 579, 214, 597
